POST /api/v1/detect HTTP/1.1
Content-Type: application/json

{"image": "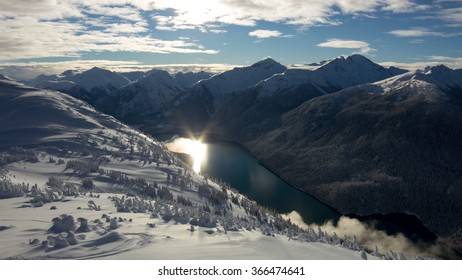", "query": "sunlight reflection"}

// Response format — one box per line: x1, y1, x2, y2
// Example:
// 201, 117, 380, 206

165, 137, 207, 173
